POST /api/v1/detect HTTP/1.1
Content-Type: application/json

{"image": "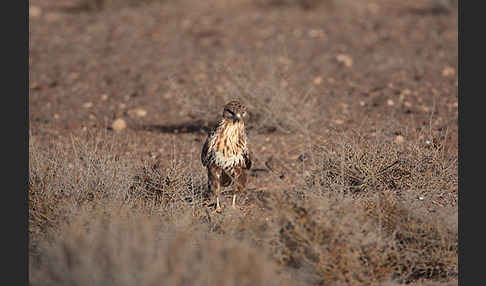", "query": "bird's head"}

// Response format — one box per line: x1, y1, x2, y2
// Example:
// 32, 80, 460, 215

222, 100, 248, 123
